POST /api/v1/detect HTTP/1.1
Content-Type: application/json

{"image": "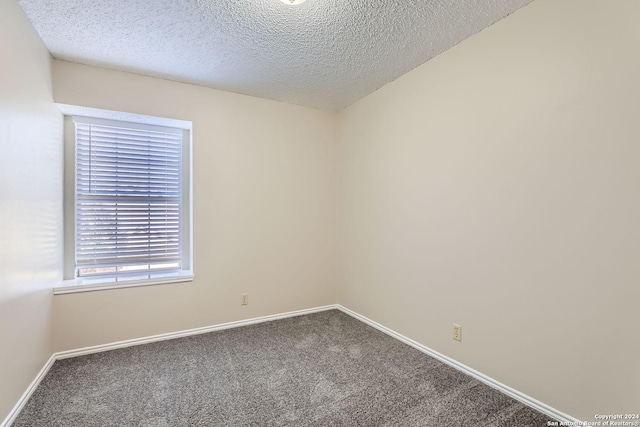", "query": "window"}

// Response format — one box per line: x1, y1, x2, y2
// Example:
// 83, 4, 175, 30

59, 111, 192, 293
